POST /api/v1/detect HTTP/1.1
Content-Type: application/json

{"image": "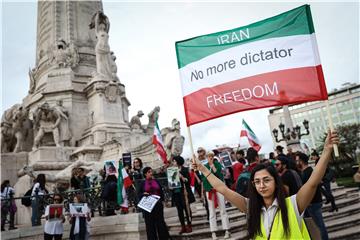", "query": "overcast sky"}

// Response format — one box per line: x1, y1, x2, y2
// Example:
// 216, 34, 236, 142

1, 1, 359, 158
